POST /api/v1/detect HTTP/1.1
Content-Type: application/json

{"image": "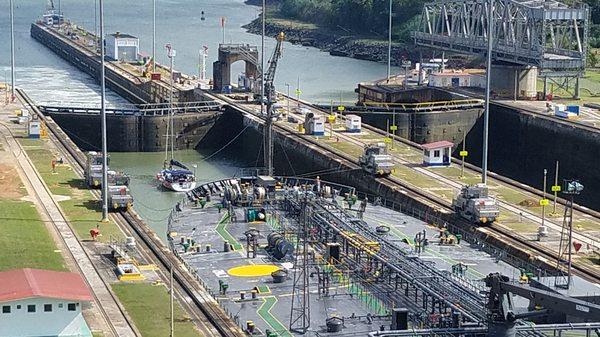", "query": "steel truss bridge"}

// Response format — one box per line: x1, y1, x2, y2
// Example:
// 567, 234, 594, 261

413, 0, 590, 77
